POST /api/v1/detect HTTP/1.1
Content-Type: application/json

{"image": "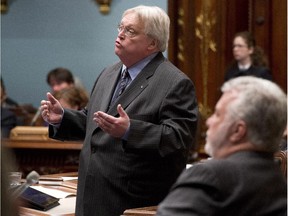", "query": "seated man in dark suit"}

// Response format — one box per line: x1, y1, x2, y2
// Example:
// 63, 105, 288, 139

156, 76, 287, 216
1, 77, 17, 138
1, 77, 18, 109
1, 107, 17, 138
